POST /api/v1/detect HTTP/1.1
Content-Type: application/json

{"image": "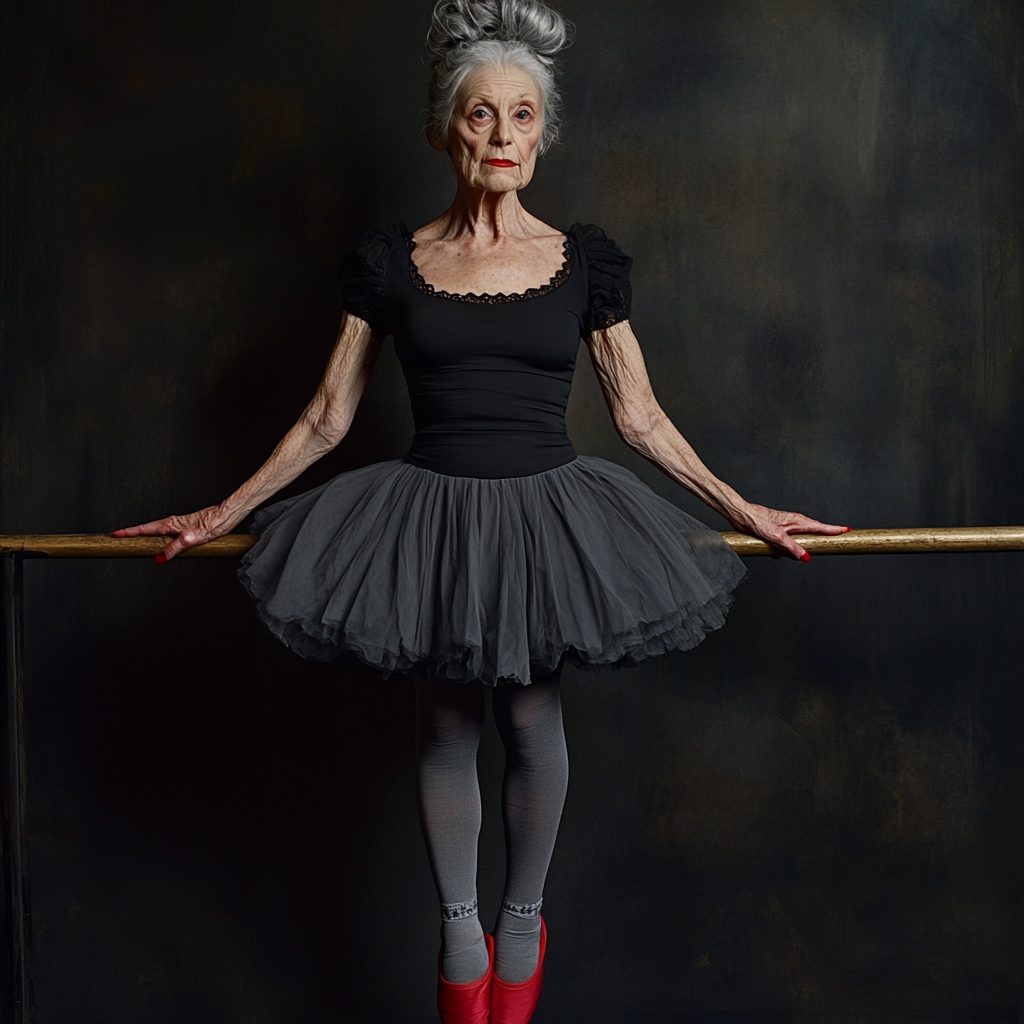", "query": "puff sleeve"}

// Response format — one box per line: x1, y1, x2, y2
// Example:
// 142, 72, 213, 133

572, 223, 633, 332
337, 225, 395, 336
